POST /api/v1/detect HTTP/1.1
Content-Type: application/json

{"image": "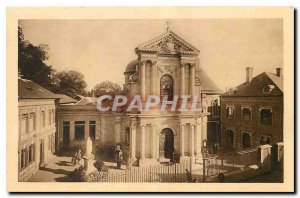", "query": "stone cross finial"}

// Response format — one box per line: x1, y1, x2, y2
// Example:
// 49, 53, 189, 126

166, 20, 171, 32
